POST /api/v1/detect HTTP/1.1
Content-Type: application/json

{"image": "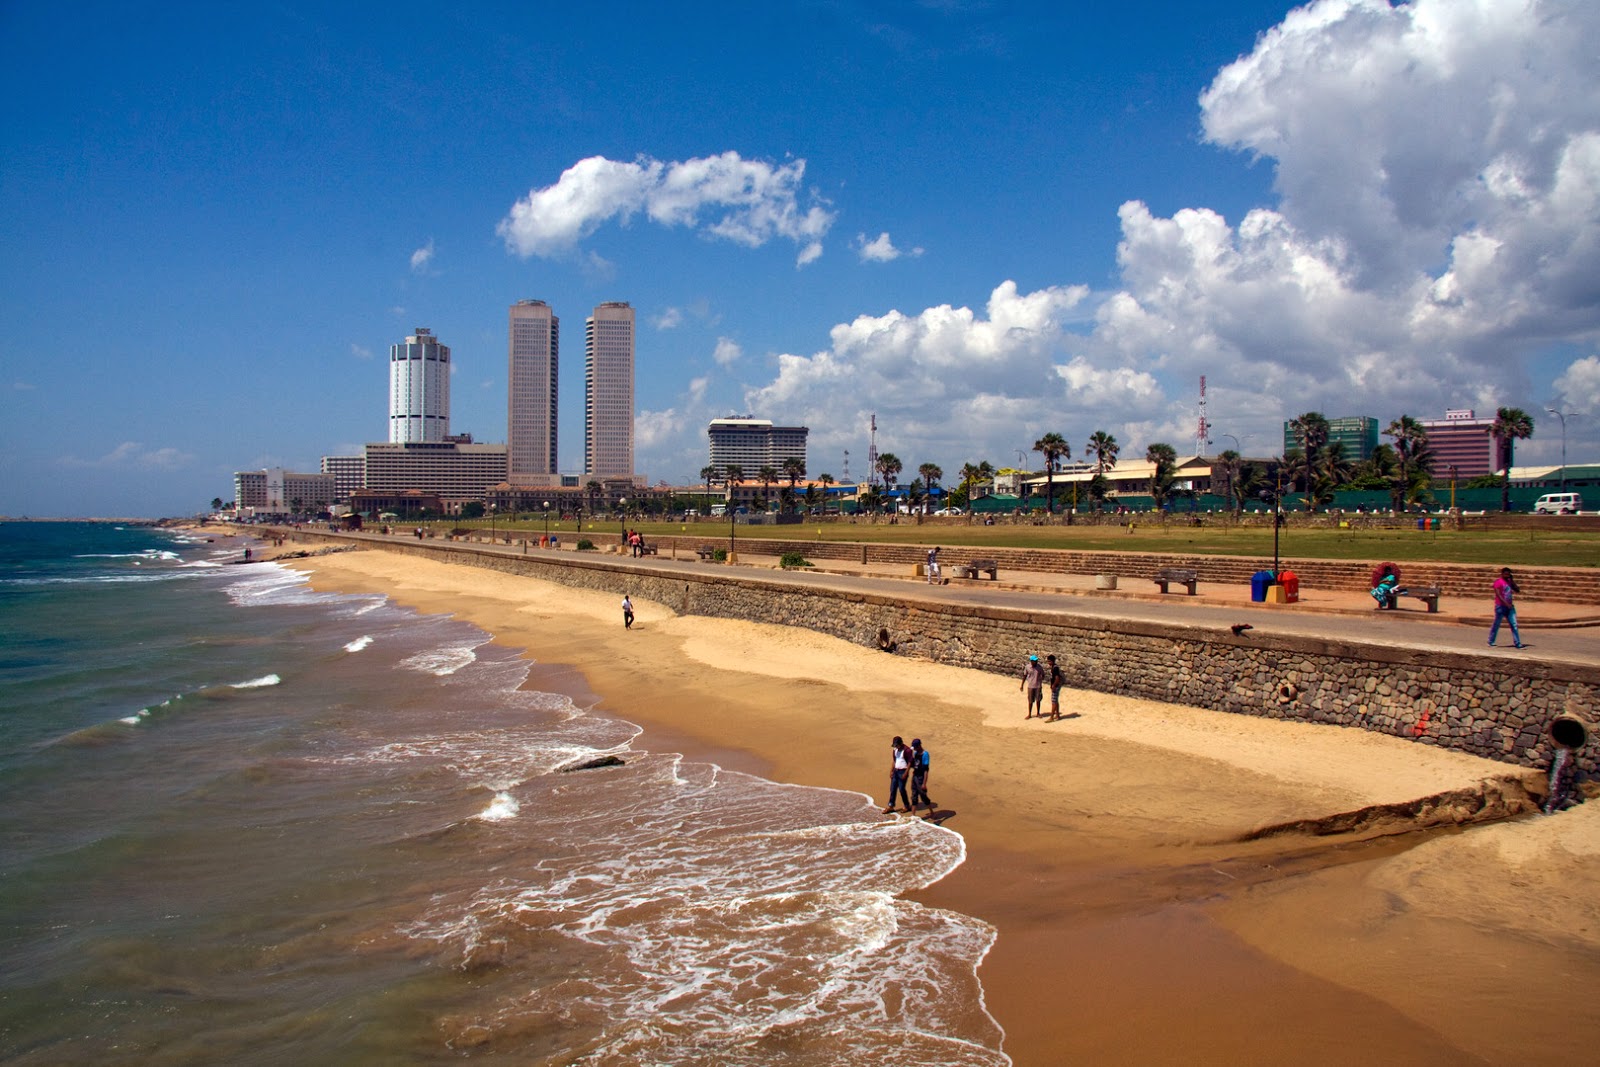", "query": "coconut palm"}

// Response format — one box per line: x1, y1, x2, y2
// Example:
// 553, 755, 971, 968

1032, 432, 1070, 514
1383, 415, 1434, 512
1491, 406, 1534, 512
585, 479, 603, 516
918, 463, 943, 514
699, 465, 719, 515
723, 464, 743, 513
1086, 431, 1119, 474
758, 465, 779, 511
1214, 449, 1243, 514
1145, 443, 1177, 510
875, 453, 902, 512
